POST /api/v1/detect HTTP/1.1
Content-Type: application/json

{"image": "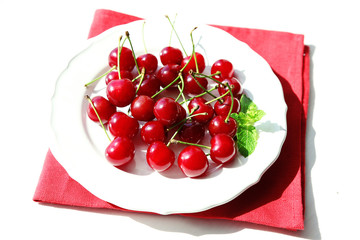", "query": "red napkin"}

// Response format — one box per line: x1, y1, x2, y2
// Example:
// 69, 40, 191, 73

34, 9, 309, 231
